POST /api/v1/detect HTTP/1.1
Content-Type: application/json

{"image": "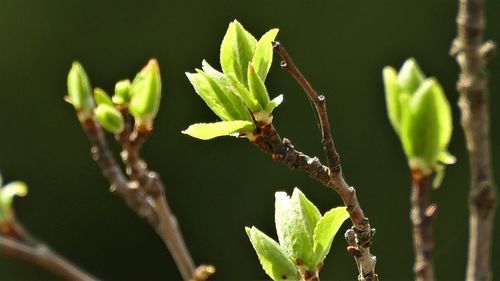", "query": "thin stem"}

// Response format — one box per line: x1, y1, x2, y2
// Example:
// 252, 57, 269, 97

0, 222, 97, 281
273, 42, 340, 172
450, 0, 497, 280
410, 171, 436, 281
260, 42, 377, 281
80, 116, 214, 281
